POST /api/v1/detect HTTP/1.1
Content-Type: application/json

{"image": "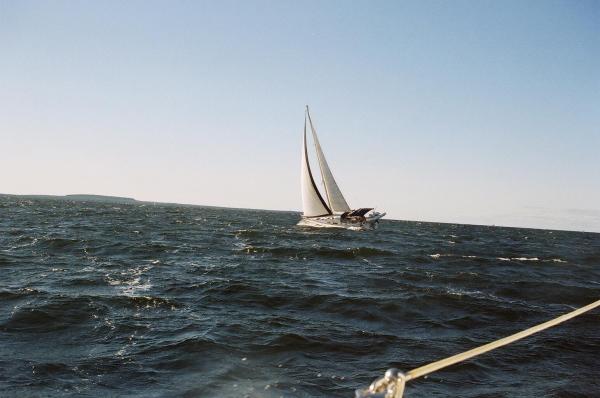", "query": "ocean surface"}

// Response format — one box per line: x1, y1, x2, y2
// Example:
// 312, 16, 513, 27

1, 196, 599, 398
